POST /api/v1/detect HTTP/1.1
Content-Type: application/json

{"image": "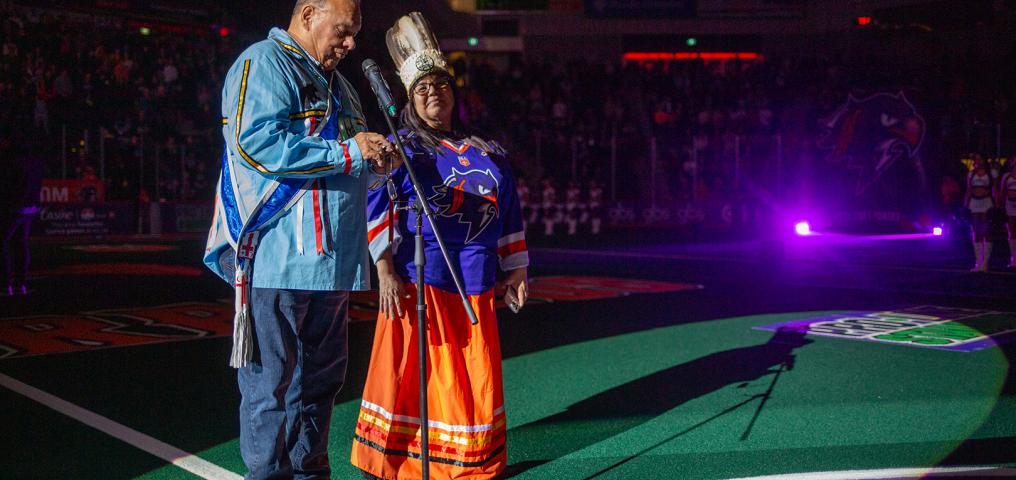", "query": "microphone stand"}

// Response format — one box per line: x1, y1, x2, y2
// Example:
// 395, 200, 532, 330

369, 85, 480, 480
